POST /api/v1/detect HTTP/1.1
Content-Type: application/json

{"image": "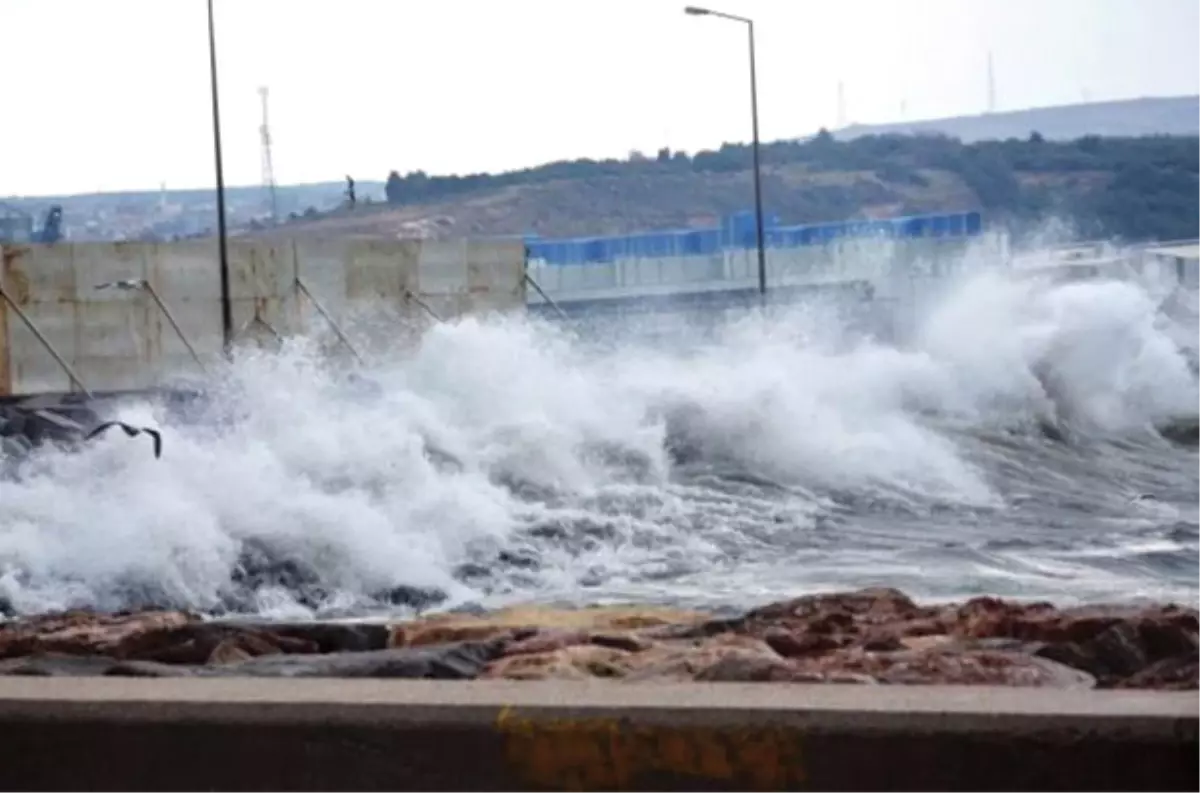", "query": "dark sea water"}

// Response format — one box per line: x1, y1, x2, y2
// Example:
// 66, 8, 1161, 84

0, 270, 1196, 617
